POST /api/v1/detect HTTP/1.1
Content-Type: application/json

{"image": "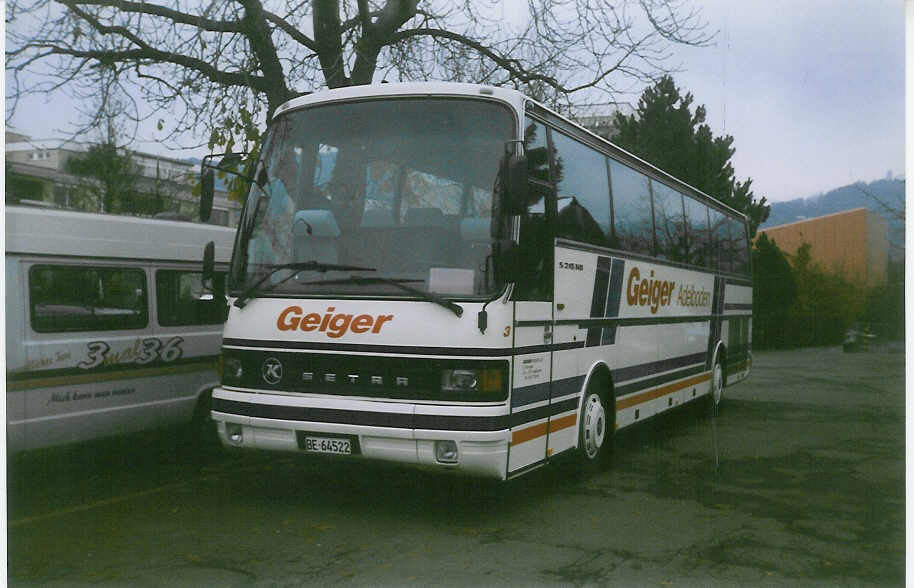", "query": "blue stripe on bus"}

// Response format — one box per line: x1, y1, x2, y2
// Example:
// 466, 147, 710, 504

614, 364, 707, 399
601, 258, 625, 345
613, 351, 707, 384
213, 396, 581, 432
586, 257, 611, 347
511, 351, 705, 408
511, 375, 585, 410
587, 257, 625, 347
